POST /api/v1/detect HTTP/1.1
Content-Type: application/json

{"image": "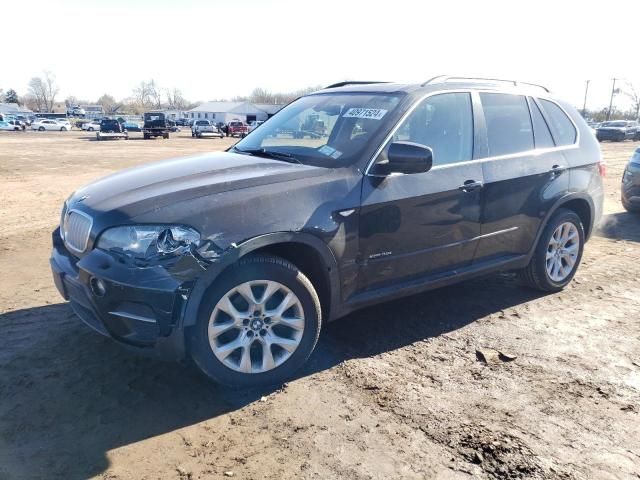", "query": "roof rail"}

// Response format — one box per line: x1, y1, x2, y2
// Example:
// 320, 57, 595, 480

421, 76, 550, 93
324, 81, 389, 89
